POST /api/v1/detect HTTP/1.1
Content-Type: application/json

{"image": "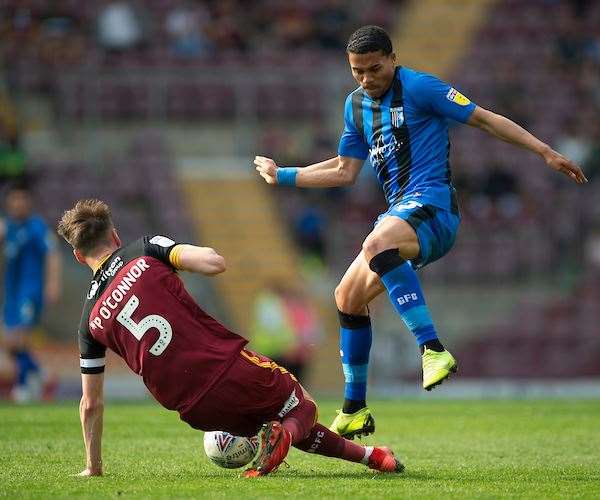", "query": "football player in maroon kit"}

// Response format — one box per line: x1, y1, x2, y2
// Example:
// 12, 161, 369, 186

57, 199, 404, 478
